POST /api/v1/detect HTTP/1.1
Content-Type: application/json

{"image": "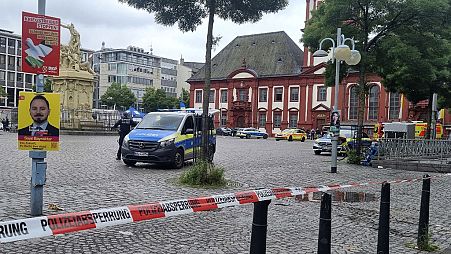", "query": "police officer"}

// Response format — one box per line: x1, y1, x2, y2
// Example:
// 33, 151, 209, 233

112, 112, 136, 160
